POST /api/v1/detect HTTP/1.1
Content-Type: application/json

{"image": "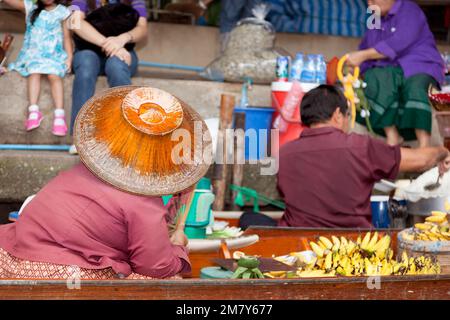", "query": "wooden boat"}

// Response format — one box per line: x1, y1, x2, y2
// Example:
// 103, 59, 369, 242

0, 226, 449, 300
